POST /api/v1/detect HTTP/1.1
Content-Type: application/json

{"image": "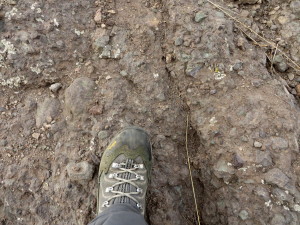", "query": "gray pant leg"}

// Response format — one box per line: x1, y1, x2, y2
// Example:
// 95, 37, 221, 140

88, 204, 148, 225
